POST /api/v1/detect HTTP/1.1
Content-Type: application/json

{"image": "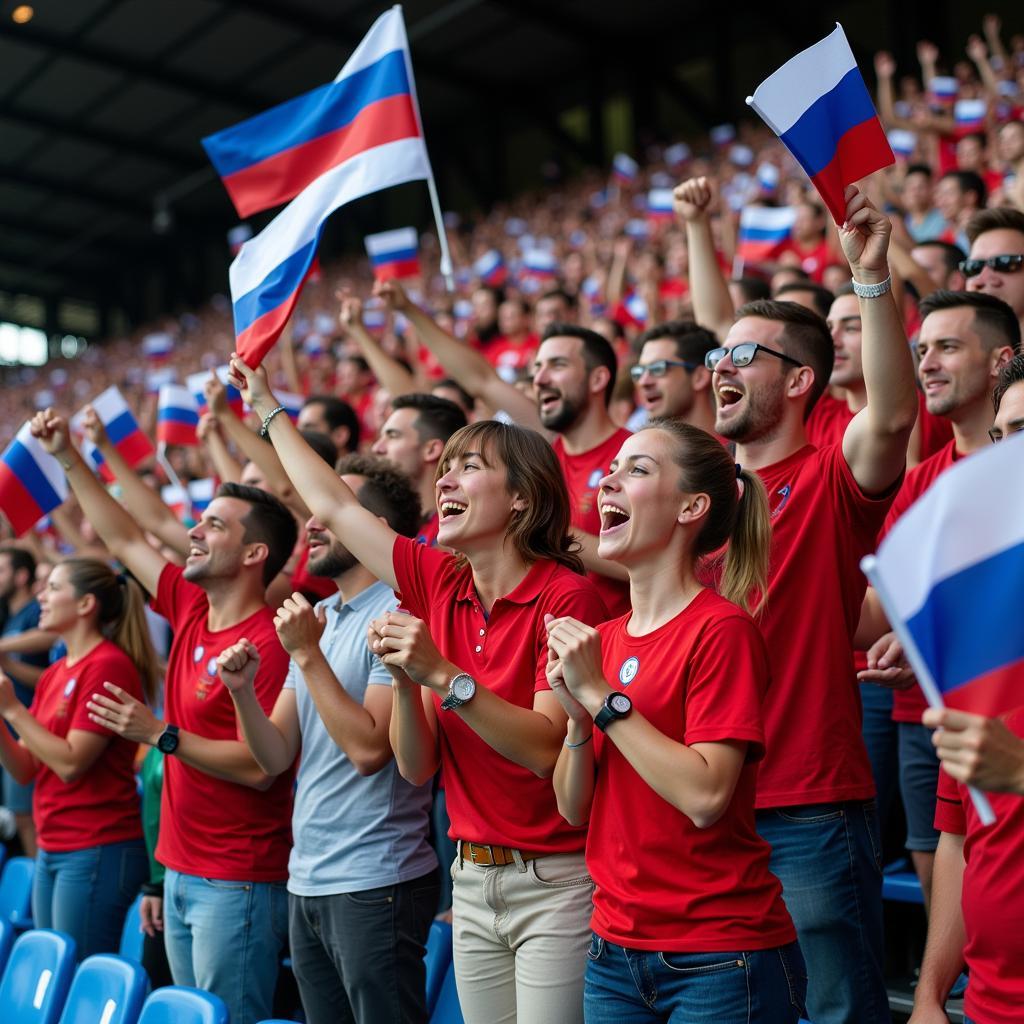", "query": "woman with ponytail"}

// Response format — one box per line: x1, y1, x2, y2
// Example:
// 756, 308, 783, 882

0, 557, 157, 958
547, 421, 806, 1023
